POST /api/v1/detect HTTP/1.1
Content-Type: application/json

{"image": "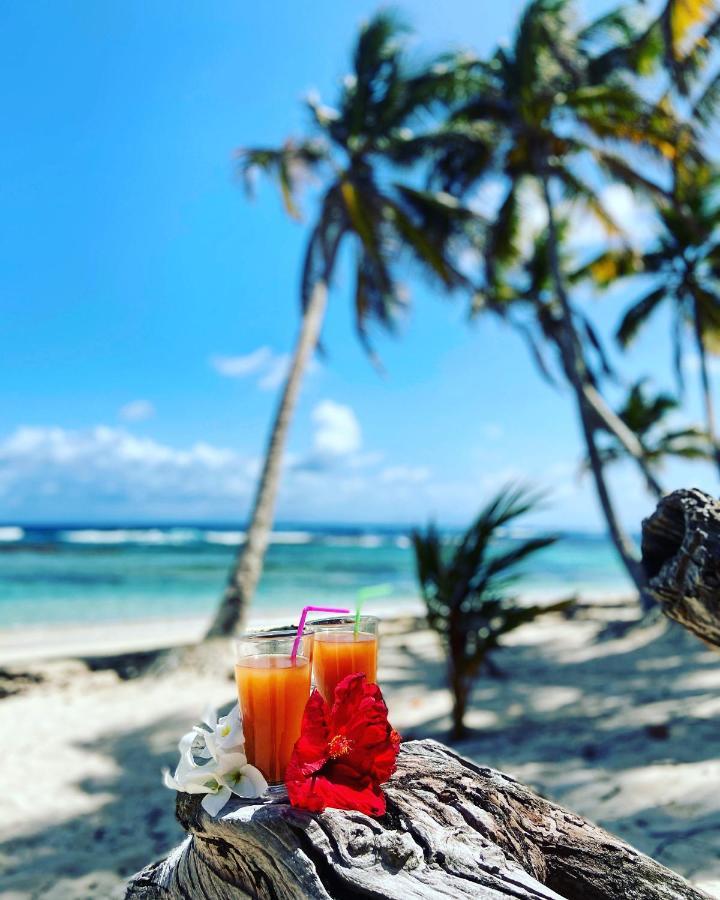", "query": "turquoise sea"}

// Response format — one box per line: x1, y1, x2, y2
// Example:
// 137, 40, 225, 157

0, 524, 633, 629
